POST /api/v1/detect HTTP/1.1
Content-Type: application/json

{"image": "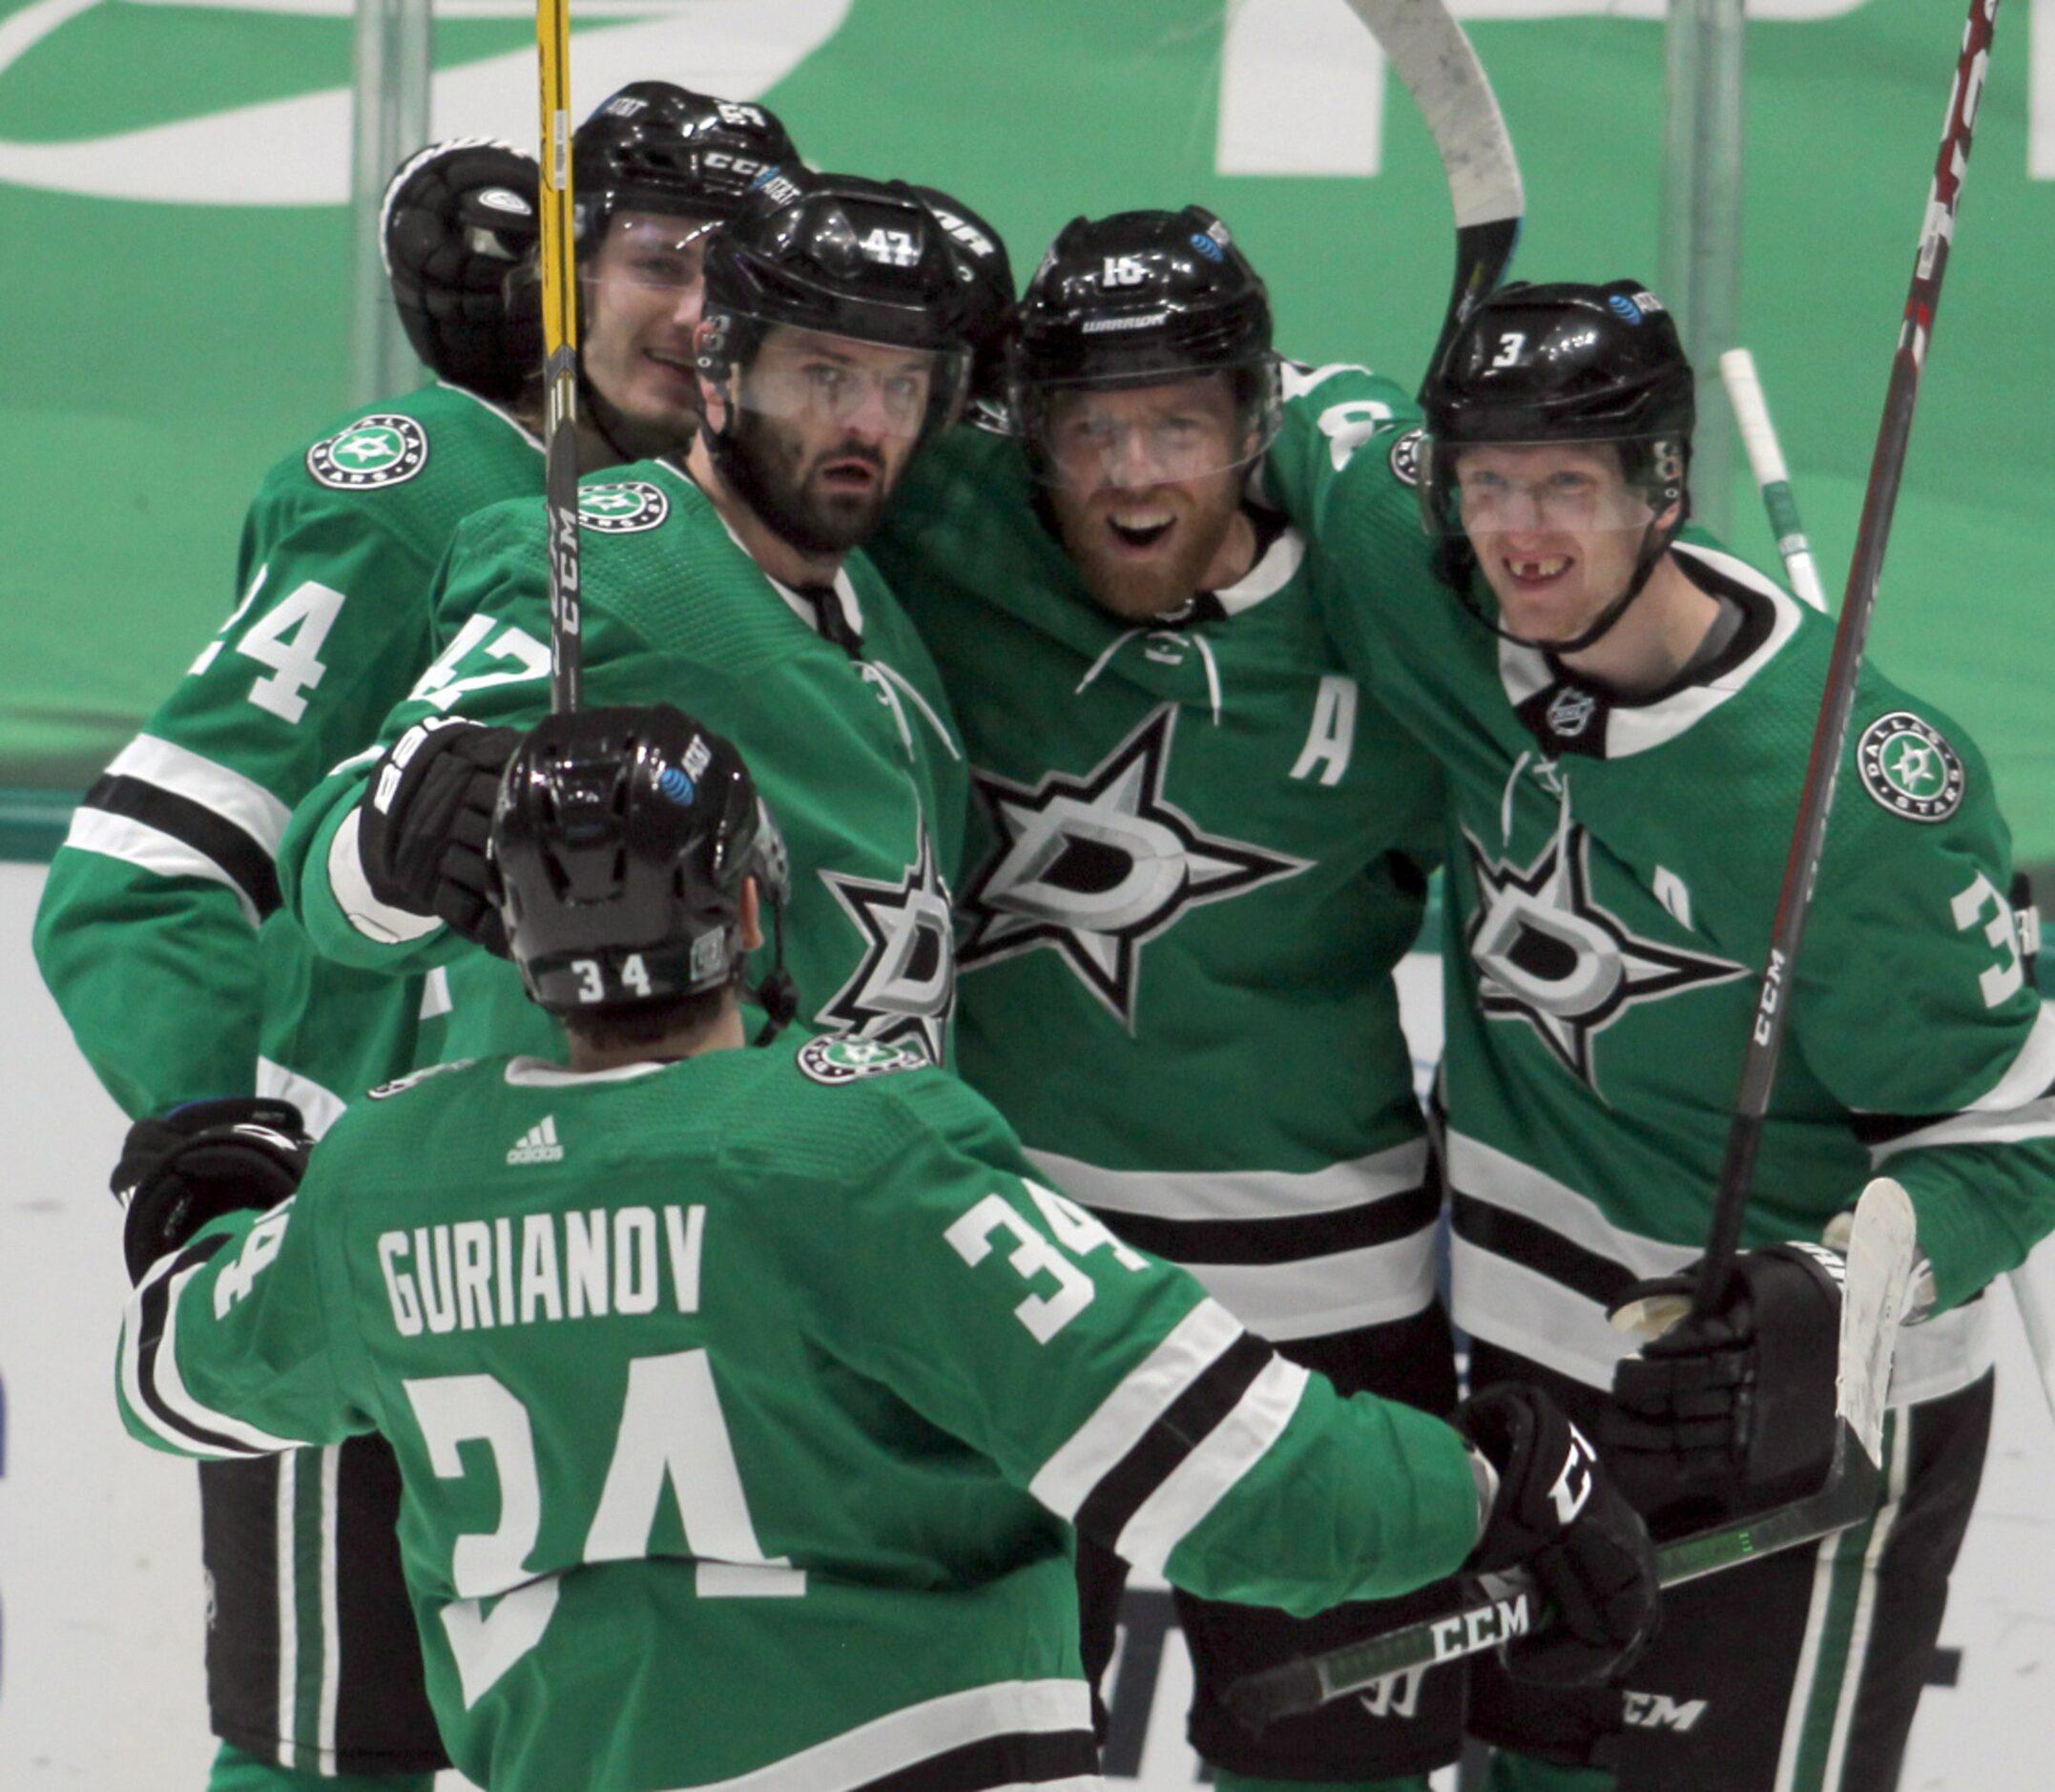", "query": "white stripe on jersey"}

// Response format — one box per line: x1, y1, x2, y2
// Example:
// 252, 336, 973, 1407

258, 1058, 348, 1140
1180, 1234, 1438, 1342
107, 734, 294, 854
1446, 1131, 1697, 1281
1029, 1299, 1245, 1521
120, 1258, 247, 1458
276, 1457, 298, 1768
1962, 999, 2055, 1111
327, 805, 444, 945
657, 1677, 1096, 1792
65, 807, 261, 927
155, 1260, 310, 1454
1870, 1094, 2055, 1161
1113, 1357, 1311, 1578
1027, 1137, 1428, 1222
